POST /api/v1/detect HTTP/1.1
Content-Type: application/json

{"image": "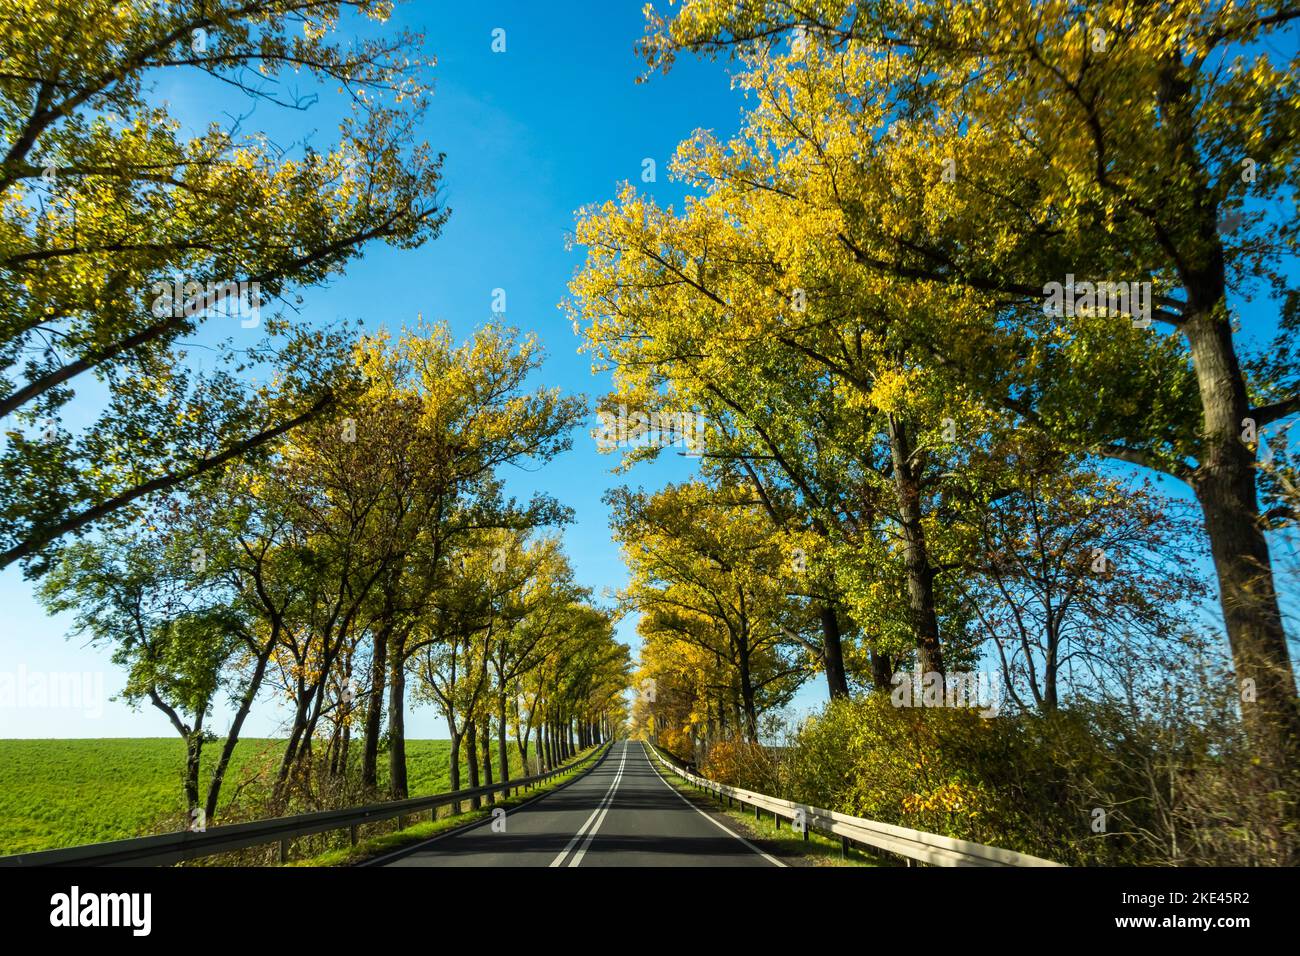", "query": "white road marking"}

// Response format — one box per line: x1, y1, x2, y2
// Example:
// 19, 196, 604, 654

549, 743, 628, 867
640, 742, 787, 867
